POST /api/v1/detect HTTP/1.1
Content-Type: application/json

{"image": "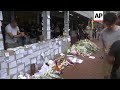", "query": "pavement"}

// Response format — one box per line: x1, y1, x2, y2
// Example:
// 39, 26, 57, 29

61, 39, 105, 79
